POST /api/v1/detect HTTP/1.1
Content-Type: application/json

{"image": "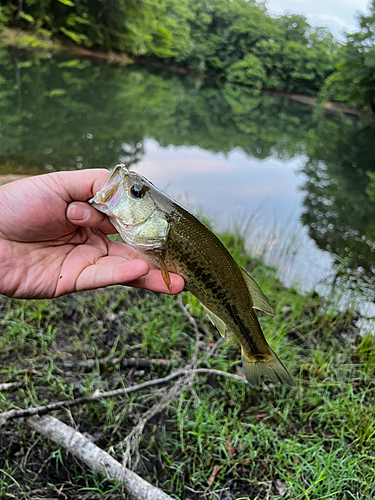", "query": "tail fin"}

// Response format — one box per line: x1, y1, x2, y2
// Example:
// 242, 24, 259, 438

241, 349, 293, 388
